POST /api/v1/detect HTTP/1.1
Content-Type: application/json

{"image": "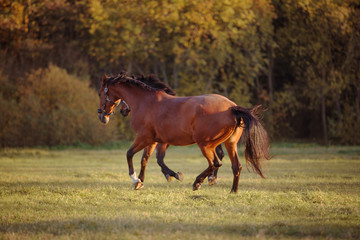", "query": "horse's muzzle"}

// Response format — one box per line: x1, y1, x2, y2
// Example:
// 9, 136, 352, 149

98, 114, 109, 124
